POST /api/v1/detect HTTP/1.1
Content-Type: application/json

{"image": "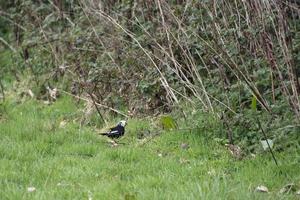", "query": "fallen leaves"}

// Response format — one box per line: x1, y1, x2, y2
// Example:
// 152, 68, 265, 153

179, 158, 190, 164
27, 89, 34, 98
57, 182, 70, 187
43, 100, 51, 105
59, 120, 67, 128
88, 190, 93, 200
207, 169, 216, 176
180, 143, 189, 150
254, 183, 300, 196
47, 87, 59, 101
225, 144, 243, 160
255, 185, 269, 193
27, 186, 36, 193
260, 139, 274, 150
